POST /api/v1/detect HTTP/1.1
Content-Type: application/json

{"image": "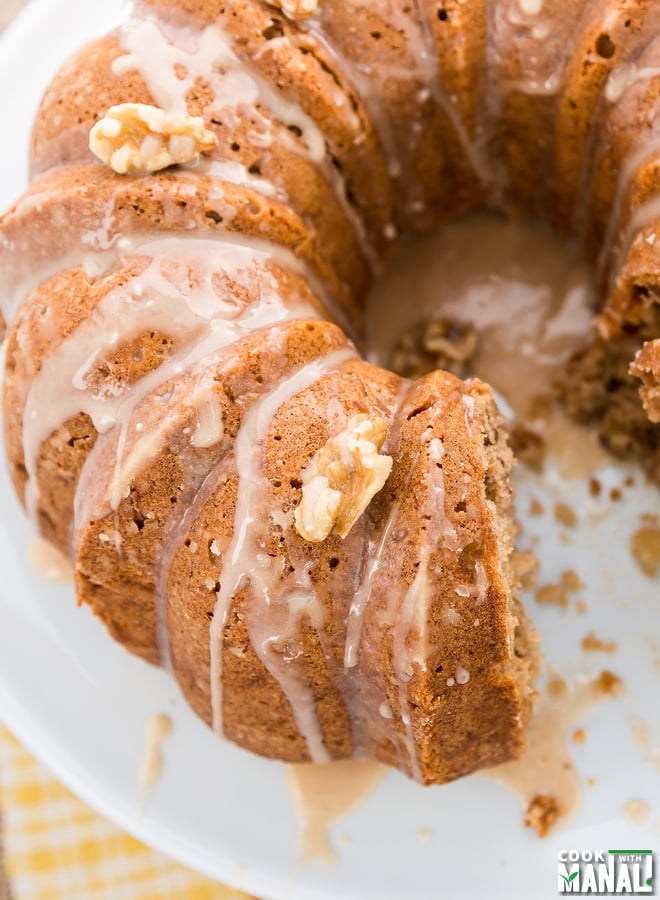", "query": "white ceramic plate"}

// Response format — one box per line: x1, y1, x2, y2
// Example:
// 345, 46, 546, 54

1, 3, 660, 898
